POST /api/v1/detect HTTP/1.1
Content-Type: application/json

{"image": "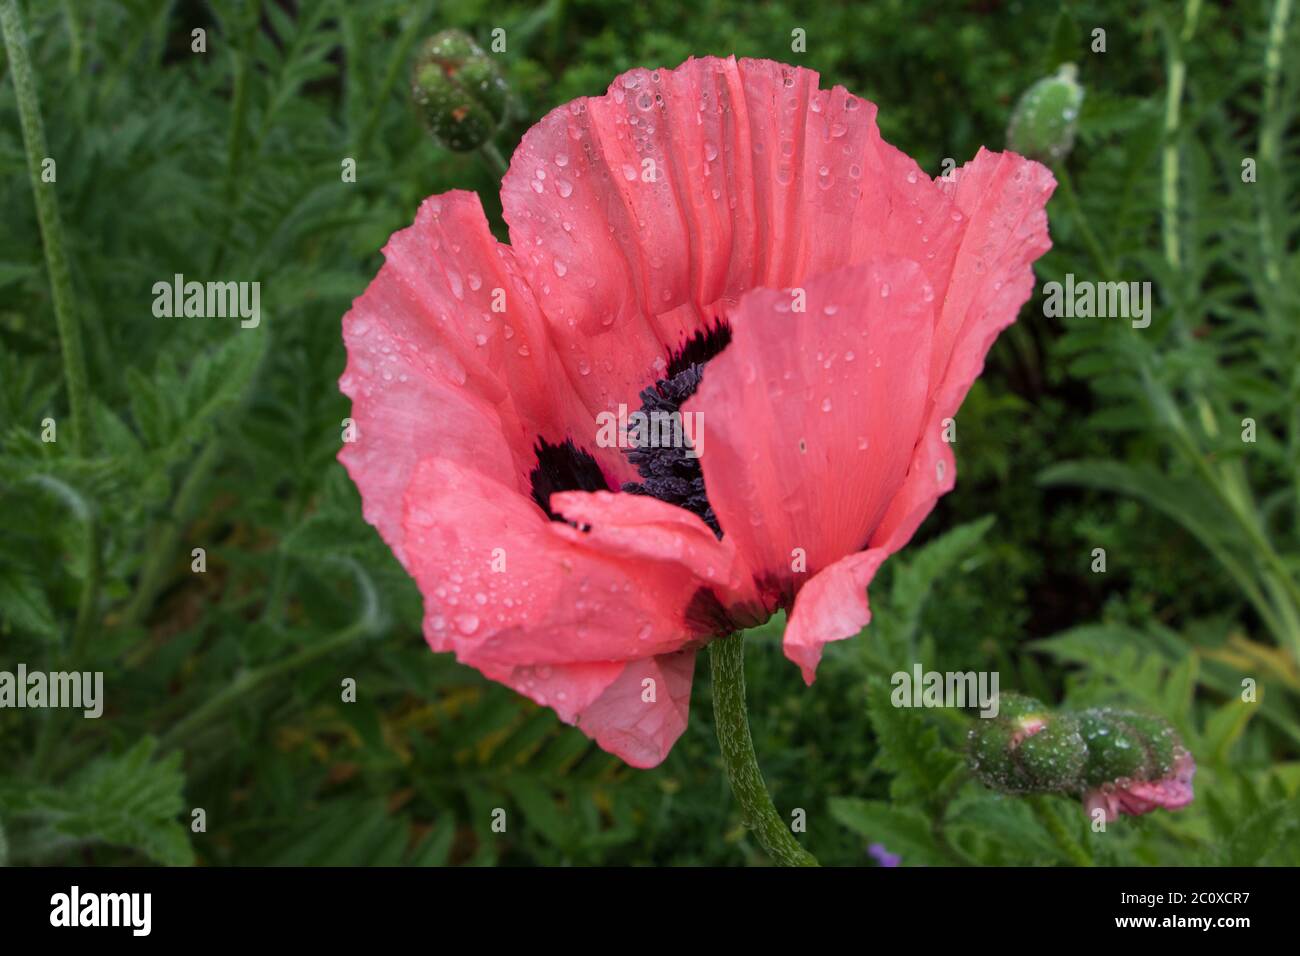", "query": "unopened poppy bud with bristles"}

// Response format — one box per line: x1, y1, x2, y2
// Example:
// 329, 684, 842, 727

1077, 709, 1196, 822
969, 698, 1195, 822
968, 694, 1087, 794
411, 29, 509, 152
1006, 63, 1084, 164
